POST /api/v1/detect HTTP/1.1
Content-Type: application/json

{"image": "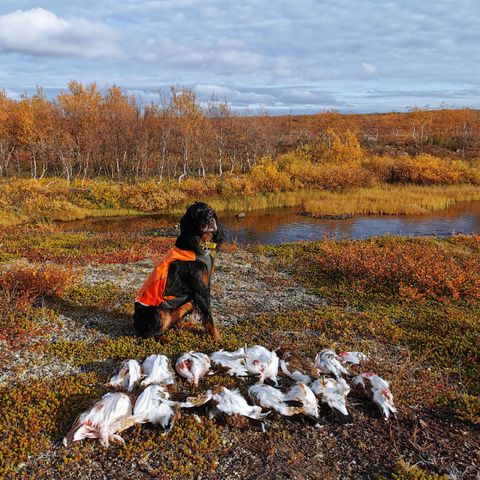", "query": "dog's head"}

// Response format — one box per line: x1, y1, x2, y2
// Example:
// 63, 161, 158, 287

176, 202, 224, 252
